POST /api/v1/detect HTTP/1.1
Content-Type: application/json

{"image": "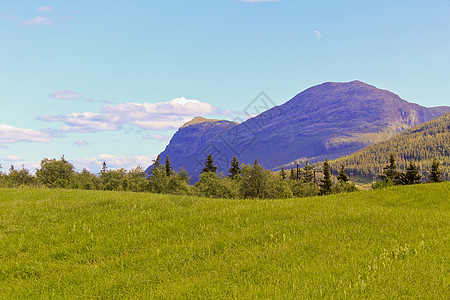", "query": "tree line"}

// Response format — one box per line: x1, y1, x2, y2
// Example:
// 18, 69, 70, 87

372, 153, 443, 188
0, 155, 357, 198
330, 113, 450, 180
0, 152, 444, 198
